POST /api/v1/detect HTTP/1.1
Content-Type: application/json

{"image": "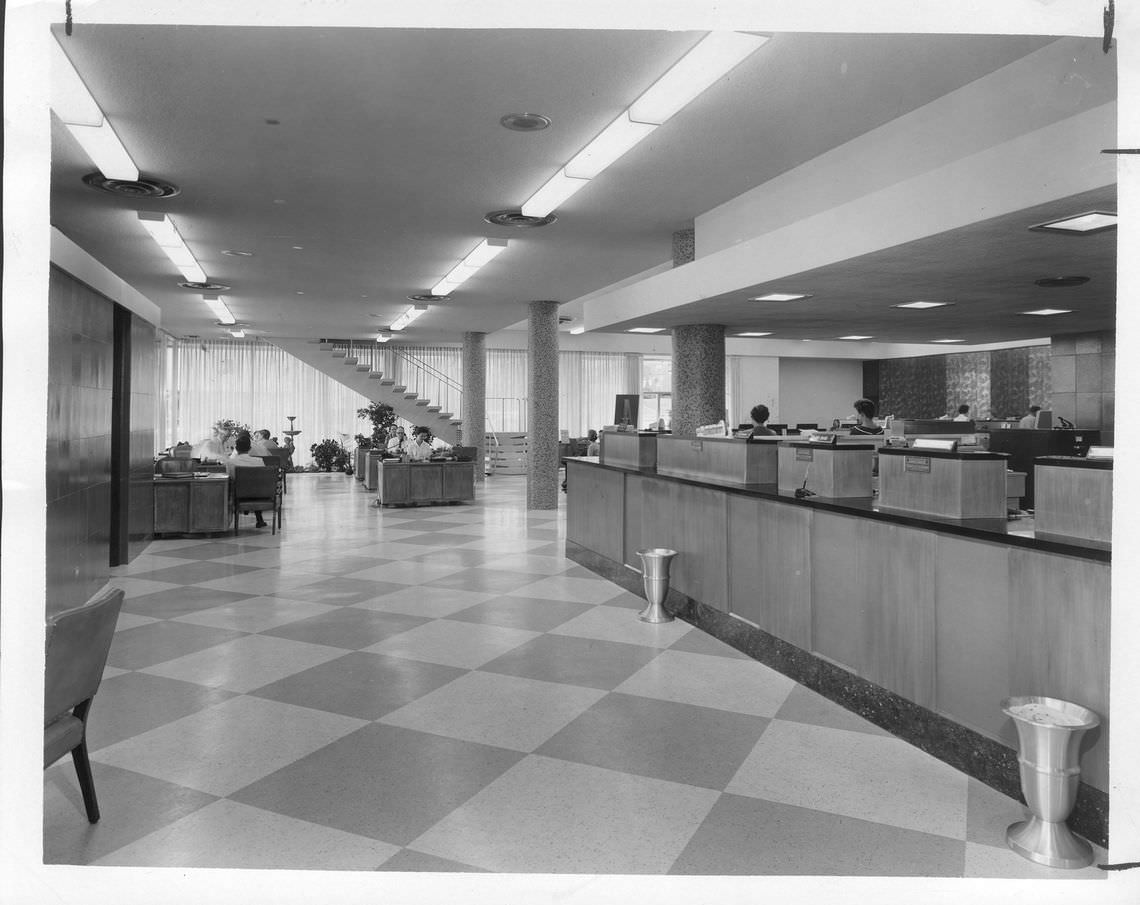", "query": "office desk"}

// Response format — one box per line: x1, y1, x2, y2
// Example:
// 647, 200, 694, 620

153, 474, 230, 535
377, 460, 475, 507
